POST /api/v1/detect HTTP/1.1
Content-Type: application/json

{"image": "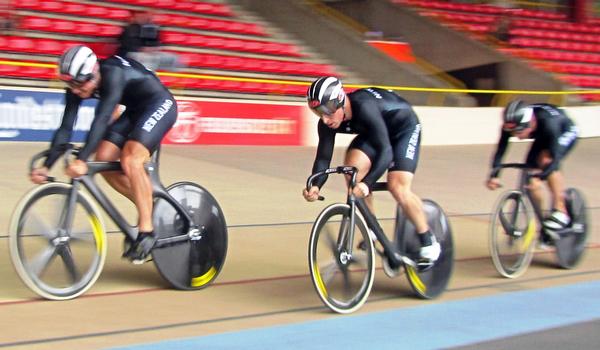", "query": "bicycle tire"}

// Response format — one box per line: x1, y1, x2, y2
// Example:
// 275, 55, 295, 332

308, 203, 375, 314
8, 183, 107, 300
488, 190, 536, 278
152, 182, 227, 290
554, 188, 589, 269
397, 199, 454, 299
